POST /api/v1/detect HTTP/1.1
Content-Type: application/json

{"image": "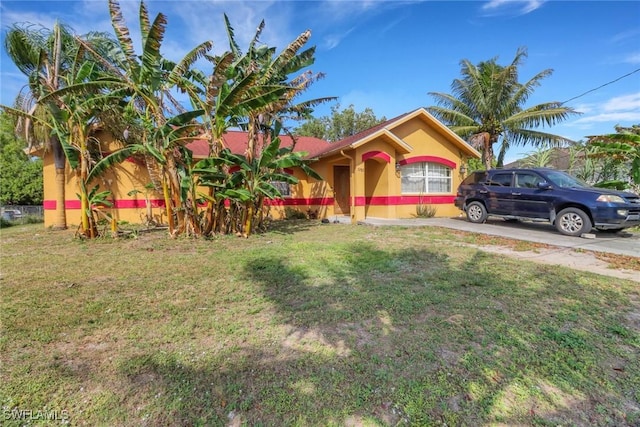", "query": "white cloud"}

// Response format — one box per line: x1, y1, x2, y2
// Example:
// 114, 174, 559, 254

561, 91, 640, 138
624, 52, 640, 64
0, 8, 59, 31
322, 28, 355, 50
610, 28, 640, 44
602, 92, 640, 112
572, 112, 640, 124
573, 103, 594, 114
481, 0, 545, 16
